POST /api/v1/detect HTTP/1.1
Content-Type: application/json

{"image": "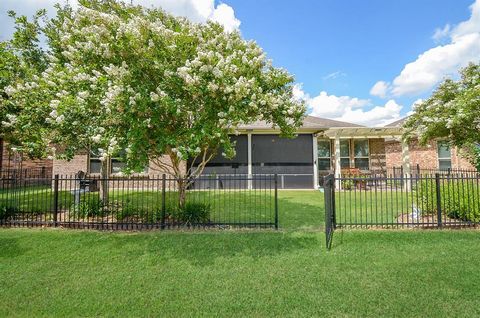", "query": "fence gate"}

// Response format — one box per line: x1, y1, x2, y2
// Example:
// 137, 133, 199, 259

323, 174, 336, 249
